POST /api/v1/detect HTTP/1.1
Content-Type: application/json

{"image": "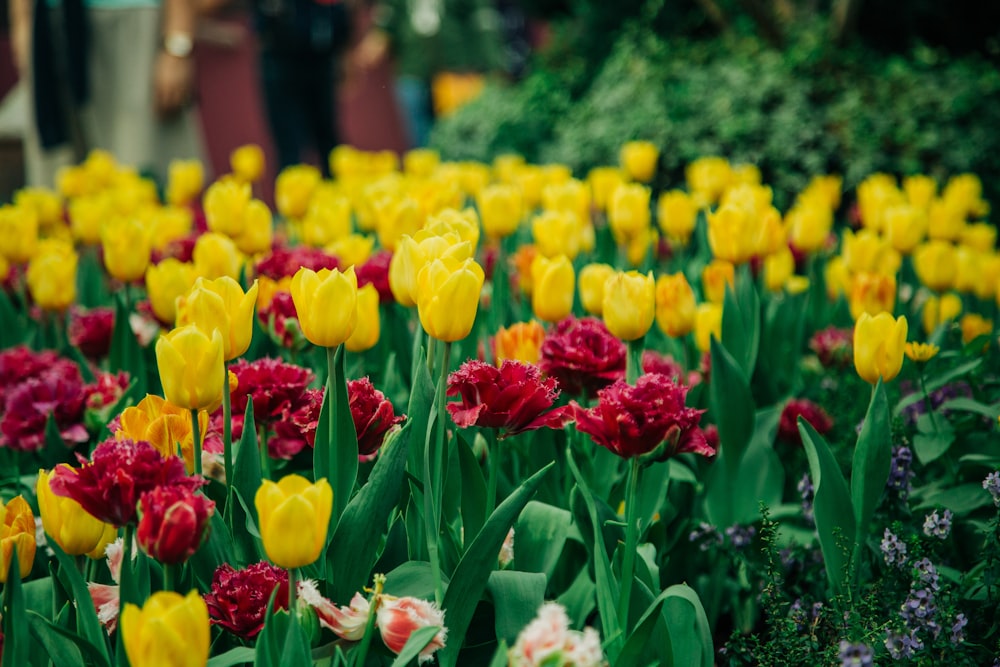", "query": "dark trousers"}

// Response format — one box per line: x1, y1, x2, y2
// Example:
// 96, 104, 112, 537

260, 50, 339, 177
